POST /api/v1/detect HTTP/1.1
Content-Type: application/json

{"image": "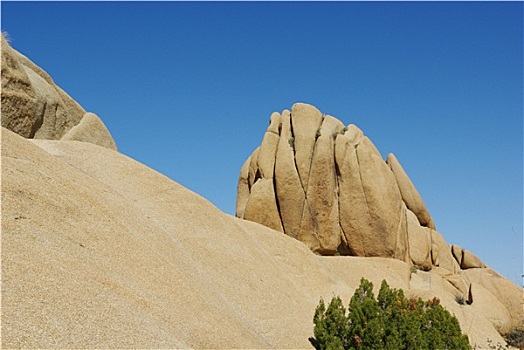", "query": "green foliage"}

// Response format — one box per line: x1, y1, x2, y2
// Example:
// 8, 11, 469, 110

310, 278, 471, 350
